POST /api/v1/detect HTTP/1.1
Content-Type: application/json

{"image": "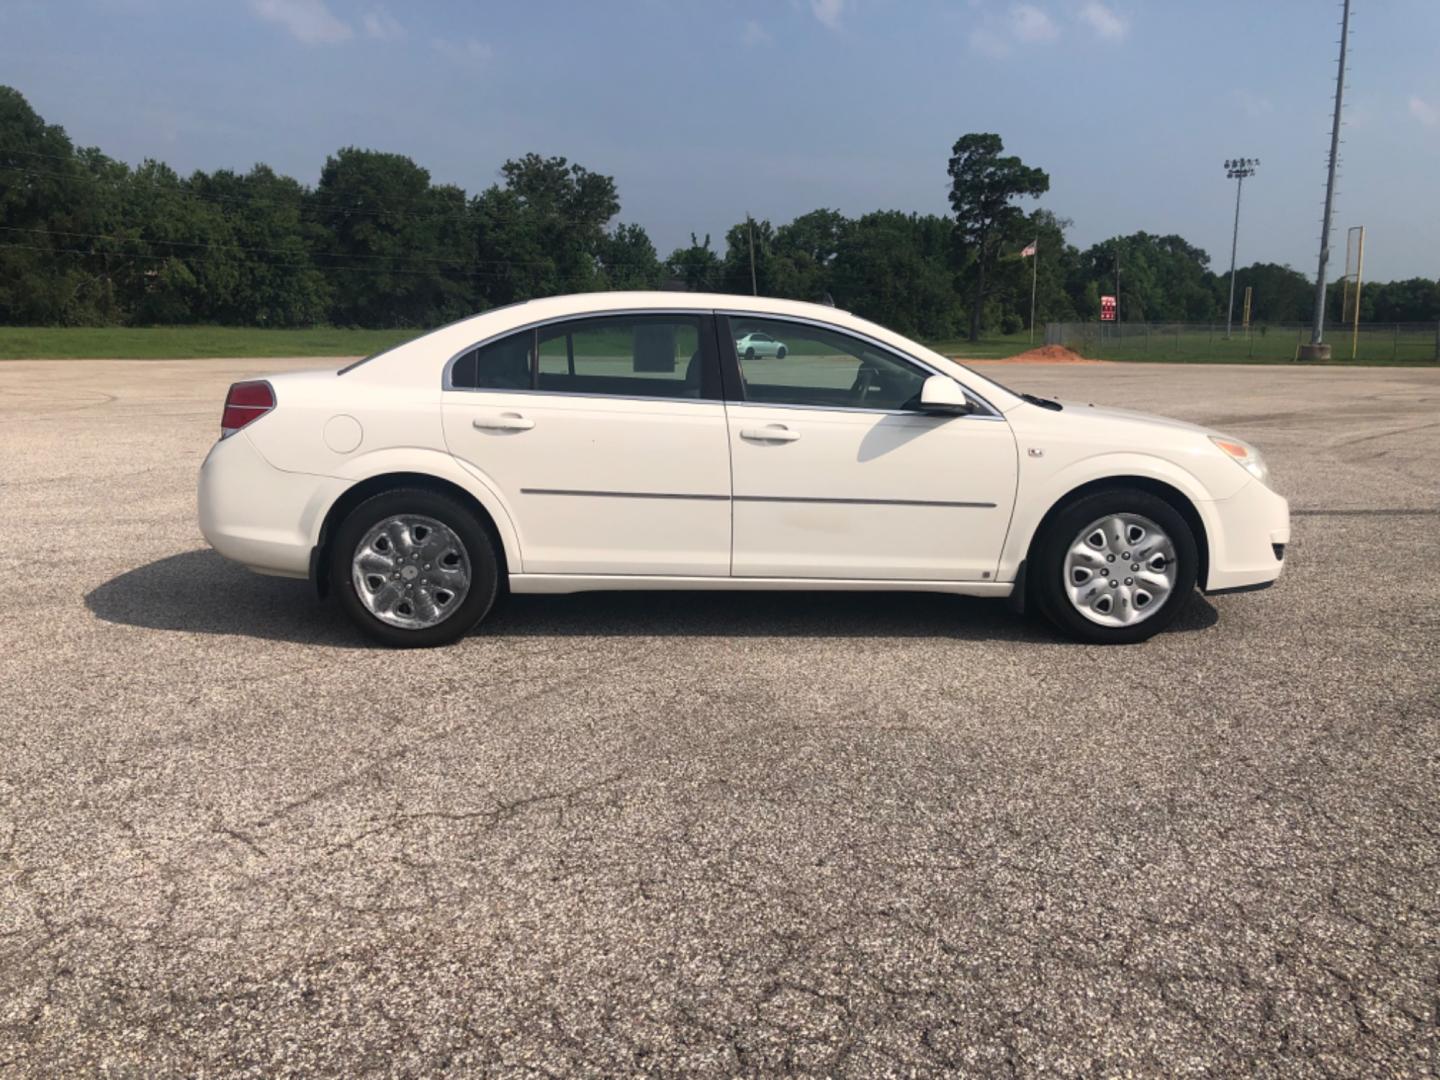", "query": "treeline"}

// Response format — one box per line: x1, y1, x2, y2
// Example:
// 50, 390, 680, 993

2, 86, 1437, 337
